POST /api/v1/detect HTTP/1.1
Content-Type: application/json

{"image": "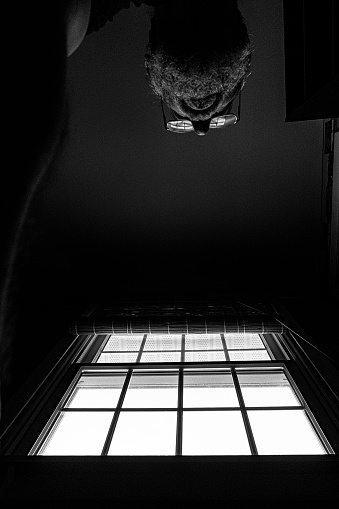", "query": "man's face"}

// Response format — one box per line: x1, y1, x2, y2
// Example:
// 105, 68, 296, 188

146, 49, 246, 134
145, 1, 251, 134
